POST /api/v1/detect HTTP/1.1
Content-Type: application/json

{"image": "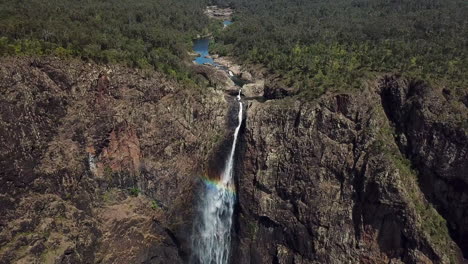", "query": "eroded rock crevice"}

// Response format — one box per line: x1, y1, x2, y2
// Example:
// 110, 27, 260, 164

378, 75, 468, 258
233, 75, 466, 263
0, 57, 228, 263
1, 55, 466, 264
